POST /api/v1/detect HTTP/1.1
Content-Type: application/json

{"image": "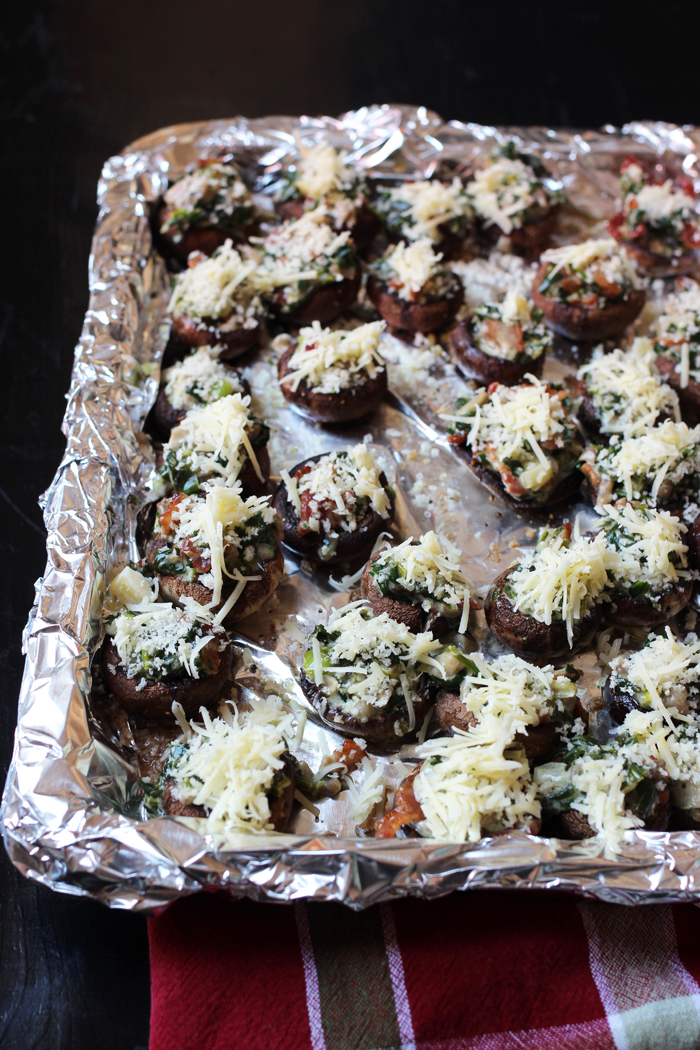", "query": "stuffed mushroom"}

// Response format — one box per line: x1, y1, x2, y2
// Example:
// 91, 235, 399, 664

597, 501, 692, 628
147, 483, 283, 626
371, 177, 474, 258
485, 525, 608, 661
532, 238, 645, 343
468, 142, 561, 254
608, 156, 700, 277
445, 377, 583, 511
273, 445, 394, 564
154, 393, 270, 499
451, 288, 552, 385
434, 653, 581, 767
277, 320, 387, 424
367, 239, 464, 332
579, 419, 700, 510
575, 339, 679, 442
257, 208, 360, 324
168, 240, 264, 360
652, 277, 700, 424
158, 159, 255, 261
300, 602, 440, 745
361, 531, 473, 636
374, 652, 555, 839
153, 346, 249, 437
159, 696, 296, 832
275, 143, 379, 251
102, 602, 233, 719
535, 731, 670, 843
